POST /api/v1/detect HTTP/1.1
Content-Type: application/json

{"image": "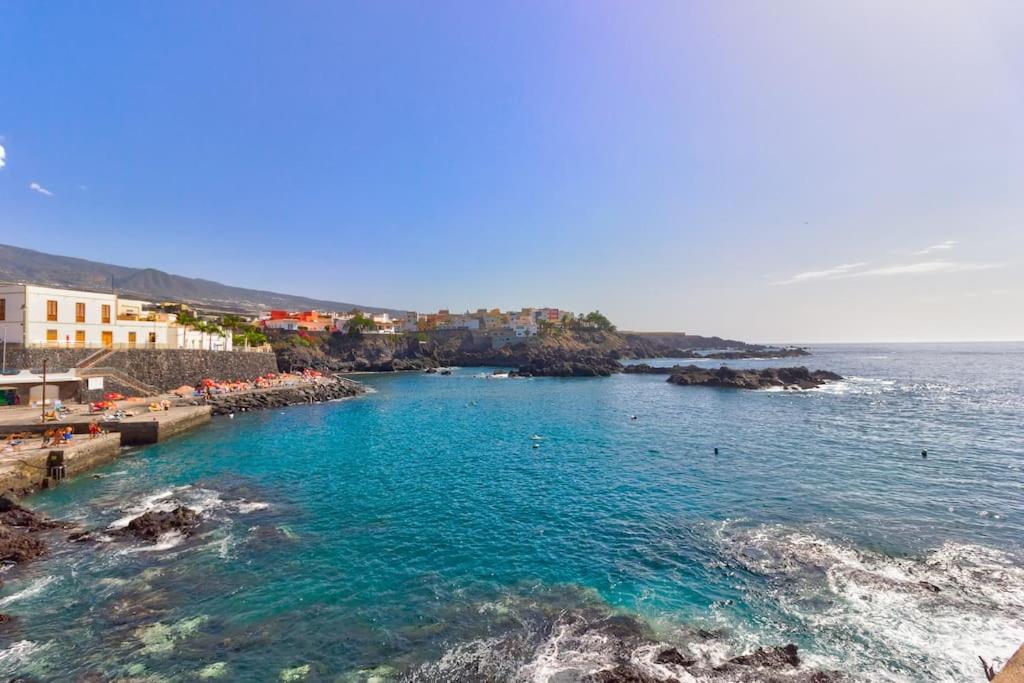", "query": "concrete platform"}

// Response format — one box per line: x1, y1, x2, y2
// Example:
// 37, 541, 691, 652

0, 404, 212, 446
0, 432, 121, 492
